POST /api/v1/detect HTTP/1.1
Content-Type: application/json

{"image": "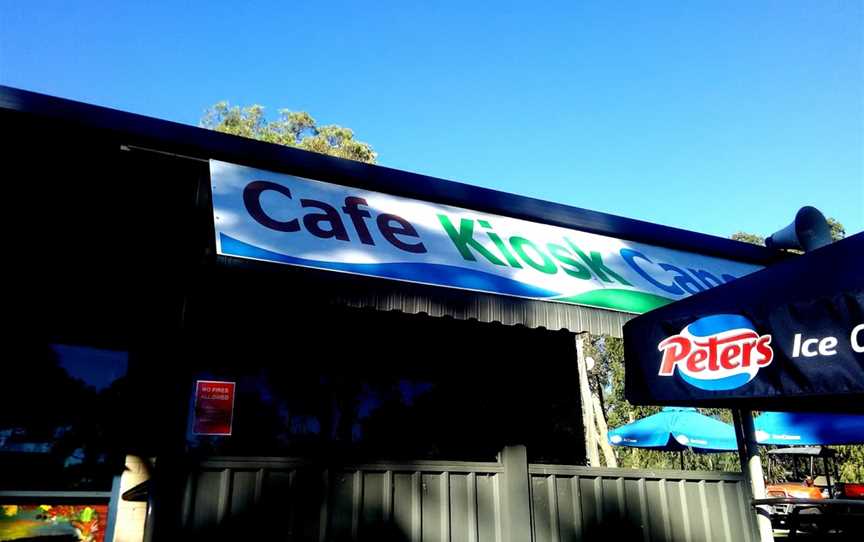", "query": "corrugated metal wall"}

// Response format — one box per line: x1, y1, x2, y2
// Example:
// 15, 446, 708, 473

180, 458, 504, 541
177, 457, 755, 542
528, 465, 756, 542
